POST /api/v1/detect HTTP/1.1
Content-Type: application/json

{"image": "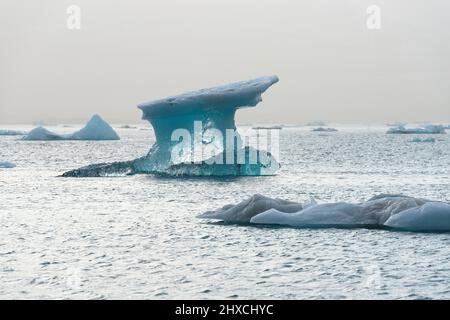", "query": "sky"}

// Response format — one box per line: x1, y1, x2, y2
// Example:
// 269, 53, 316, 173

1, 0, 449, 125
